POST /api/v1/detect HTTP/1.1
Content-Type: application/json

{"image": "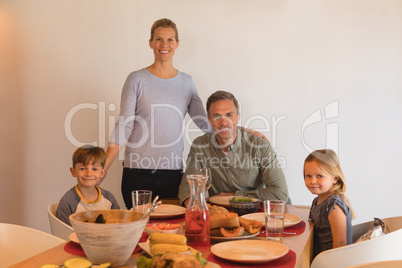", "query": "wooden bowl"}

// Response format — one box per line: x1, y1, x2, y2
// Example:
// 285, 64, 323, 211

69, 210, 147, 267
